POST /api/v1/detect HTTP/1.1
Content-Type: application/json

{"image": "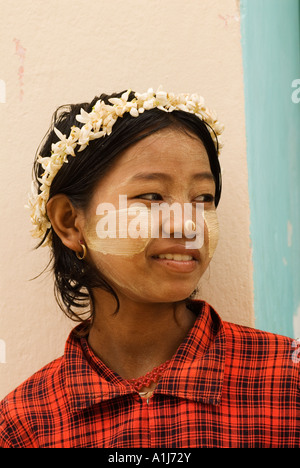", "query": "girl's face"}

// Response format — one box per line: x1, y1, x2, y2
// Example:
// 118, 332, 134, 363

81, 127, 219, 304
